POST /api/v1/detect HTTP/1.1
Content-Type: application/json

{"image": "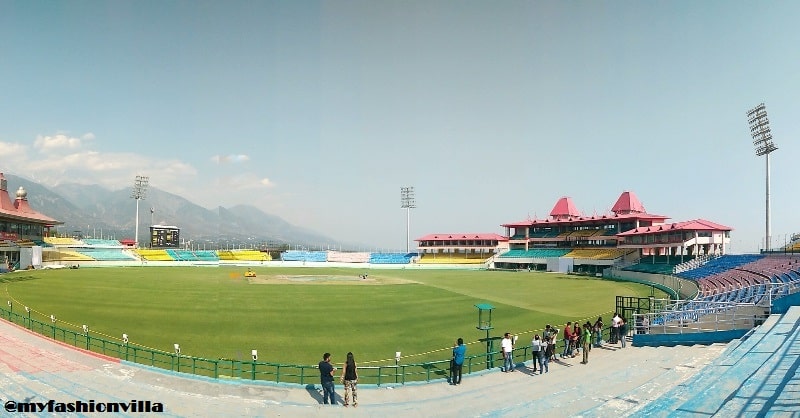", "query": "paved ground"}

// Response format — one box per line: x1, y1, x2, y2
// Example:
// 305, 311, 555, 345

0, 318, 728, 417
